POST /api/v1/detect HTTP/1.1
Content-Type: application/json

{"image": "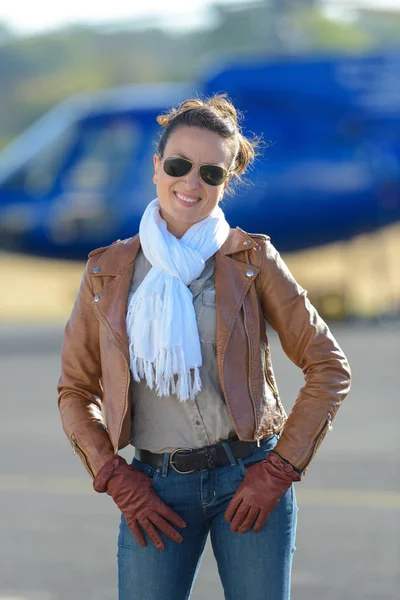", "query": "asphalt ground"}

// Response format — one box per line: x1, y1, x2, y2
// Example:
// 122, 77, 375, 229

0, 322, 399, 600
